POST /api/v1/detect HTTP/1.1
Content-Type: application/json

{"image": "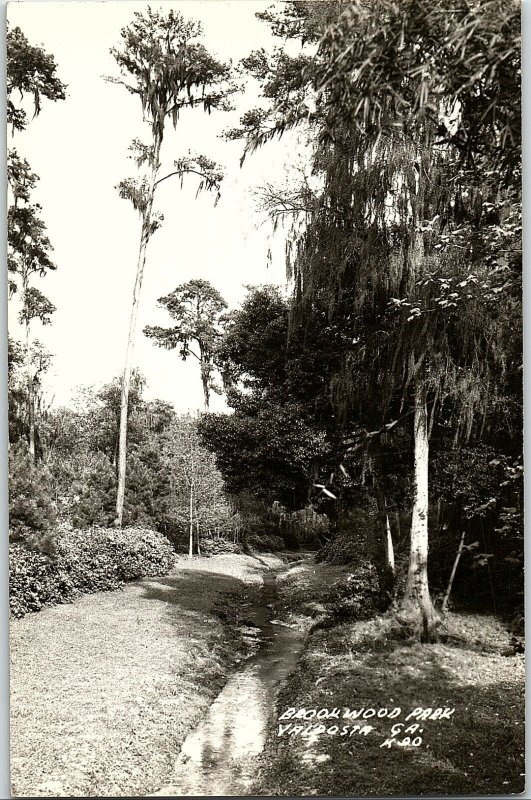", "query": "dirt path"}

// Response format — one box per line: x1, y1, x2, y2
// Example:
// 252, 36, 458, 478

10, 553, 287, 797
